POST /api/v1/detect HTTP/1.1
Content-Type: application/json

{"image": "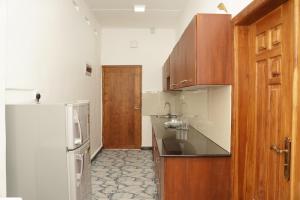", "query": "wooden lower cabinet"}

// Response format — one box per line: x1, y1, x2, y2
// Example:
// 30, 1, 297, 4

152, 131, 231, 200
